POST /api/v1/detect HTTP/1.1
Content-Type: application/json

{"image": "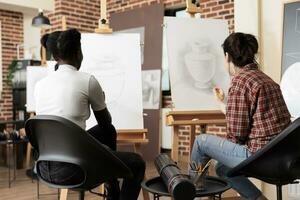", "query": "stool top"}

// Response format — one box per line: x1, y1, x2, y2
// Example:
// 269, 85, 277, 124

141, 176, 231, 197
